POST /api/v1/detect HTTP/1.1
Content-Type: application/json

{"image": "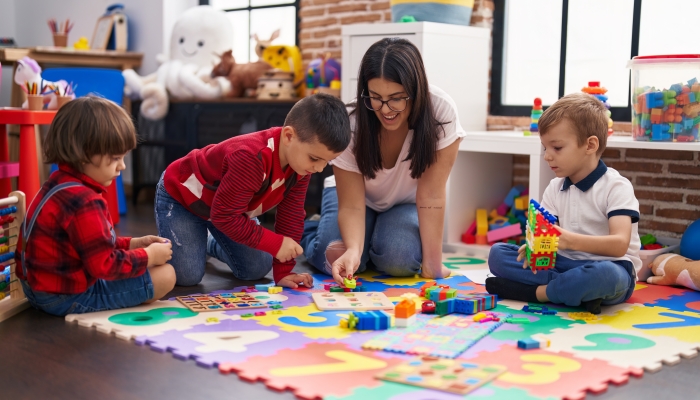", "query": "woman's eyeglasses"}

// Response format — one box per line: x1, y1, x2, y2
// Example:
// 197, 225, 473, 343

361, 90, 411, 112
